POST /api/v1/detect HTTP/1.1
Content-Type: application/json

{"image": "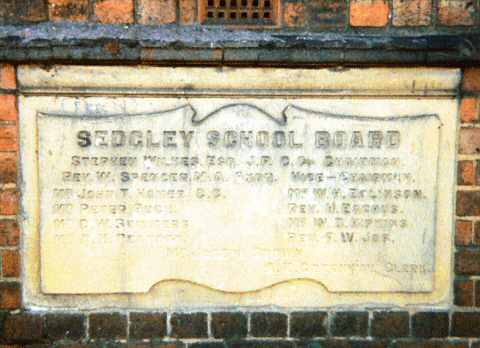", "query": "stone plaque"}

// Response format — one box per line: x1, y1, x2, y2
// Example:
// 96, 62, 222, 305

19, 66, 458, 308
38, 104, 440, 294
